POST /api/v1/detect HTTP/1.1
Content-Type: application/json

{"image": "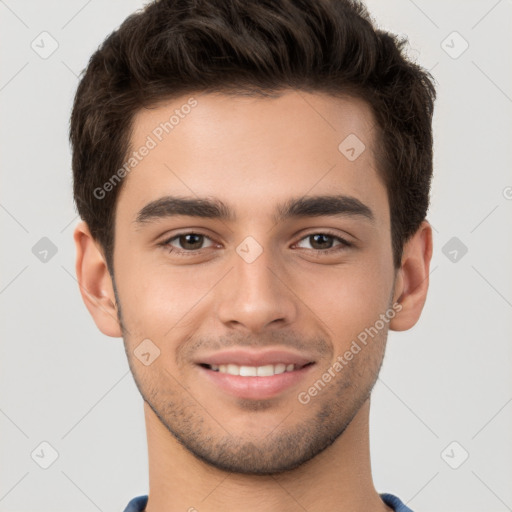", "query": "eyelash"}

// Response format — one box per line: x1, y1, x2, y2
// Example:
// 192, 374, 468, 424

158, 230, 353, 256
